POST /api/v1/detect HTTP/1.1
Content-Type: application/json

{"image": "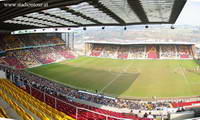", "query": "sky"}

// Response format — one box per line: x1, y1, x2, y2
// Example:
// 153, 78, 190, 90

175, 0, 200, 26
